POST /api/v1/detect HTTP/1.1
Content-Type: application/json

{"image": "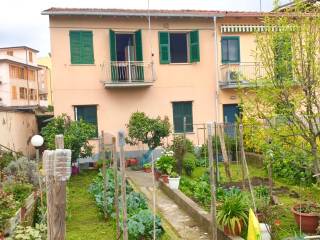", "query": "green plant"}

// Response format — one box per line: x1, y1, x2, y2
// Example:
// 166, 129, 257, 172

8, 224, 47, 240
217, 194, 249, 235
0, 191, 17, 234
143, 163, 151, 168
41, 114, 95, 161
0, 151, 17, 181
4, 157, 39, 185
171, 136, 194, 174
127, 209, 163, 240
3, 182, 33, 206
169, 172, 179, 178
156, 155, 174, 175
183, 152, 196, 176
126, 112, 170, 150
